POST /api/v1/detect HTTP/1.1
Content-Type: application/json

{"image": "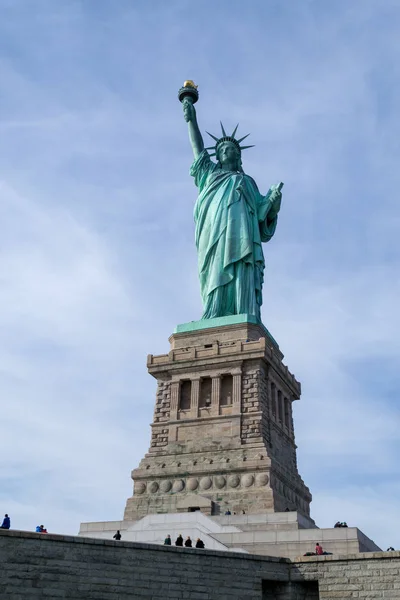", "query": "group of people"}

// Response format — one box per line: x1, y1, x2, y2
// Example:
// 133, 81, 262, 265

164, 534, 205, 548
224, 510, 245, 515
1, 513, 49, 533
334, 521, 348, 528
111, 531, 205, 548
